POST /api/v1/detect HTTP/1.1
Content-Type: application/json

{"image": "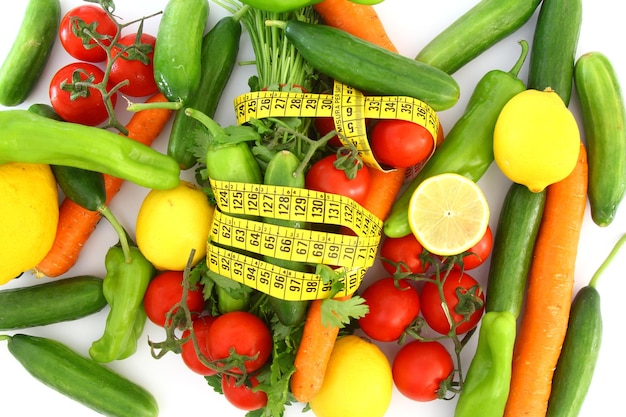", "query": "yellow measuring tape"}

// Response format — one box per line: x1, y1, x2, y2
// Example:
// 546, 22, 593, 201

206, 81, 438, 300
234, 80, 440, 170
207, 179, 383, 300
